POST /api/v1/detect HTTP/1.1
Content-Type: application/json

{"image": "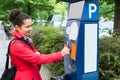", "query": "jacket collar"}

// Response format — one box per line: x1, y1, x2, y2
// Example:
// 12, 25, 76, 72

13, 29, 24, 39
